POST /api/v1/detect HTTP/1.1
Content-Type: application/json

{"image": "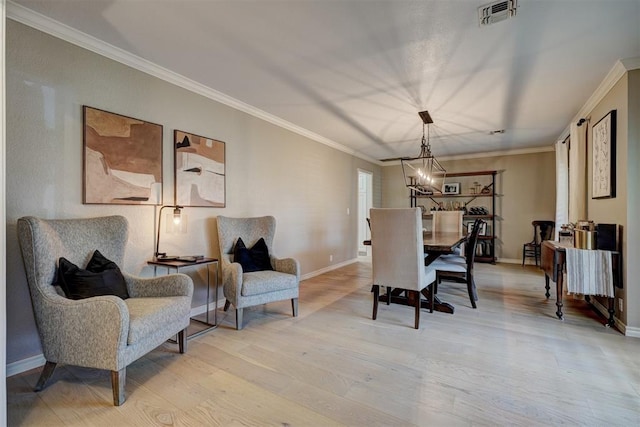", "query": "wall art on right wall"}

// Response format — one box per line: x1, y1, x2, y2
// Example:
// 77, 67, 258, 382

592, 109, 616, 199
